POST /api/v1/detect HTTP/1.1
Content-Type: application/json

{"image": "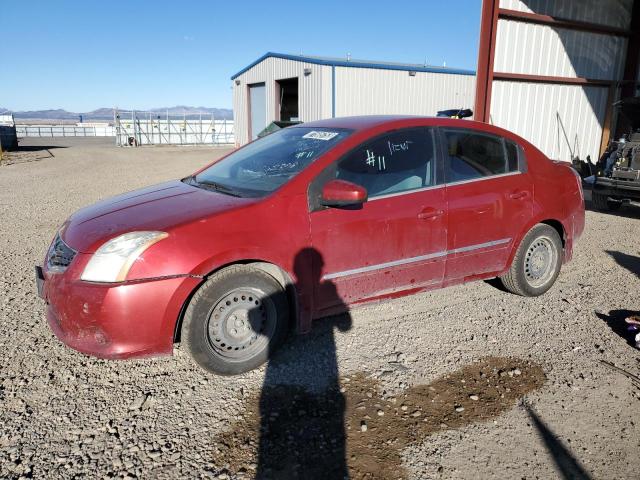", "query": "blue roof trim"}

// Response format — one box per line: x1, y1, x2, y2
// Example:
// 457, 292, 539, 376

230, 52, 476, 80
